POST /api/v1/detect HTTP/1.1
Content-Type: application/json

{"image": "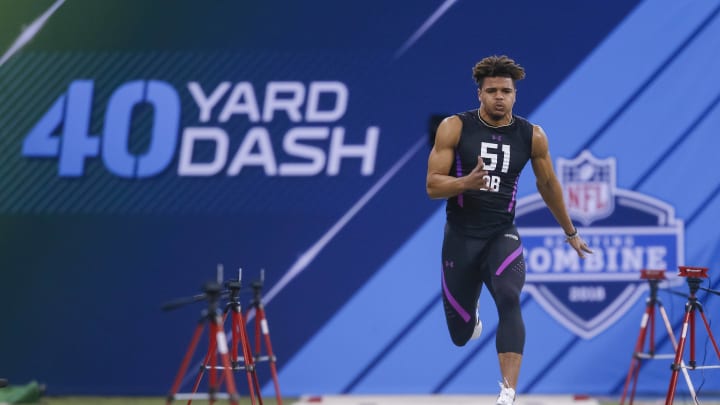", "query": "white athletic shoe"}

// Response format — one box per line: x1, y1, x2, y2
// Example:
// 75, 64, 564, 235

495, 381, 516, 405
469, 305, 482, 340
